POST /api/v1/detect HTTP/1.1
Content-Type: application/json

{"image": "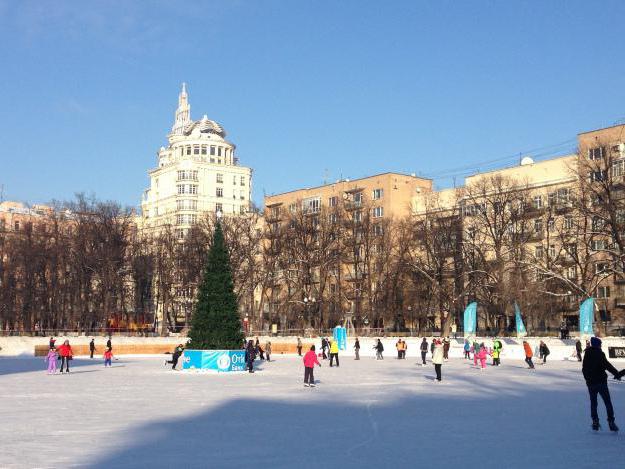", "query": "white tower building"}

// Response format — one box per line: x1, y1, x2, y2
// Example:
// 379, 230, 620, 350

141, 84, 253, 237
